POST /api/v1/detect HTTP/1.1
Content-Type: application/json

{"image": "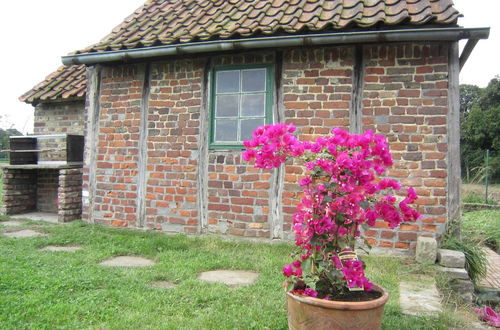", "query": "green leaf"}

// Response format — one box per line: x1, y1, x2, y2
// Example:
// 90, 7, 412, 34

286, 281, 294, 292
322, 195, 333, 204
359, 201, 370, 210
301, 257, 312, 273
